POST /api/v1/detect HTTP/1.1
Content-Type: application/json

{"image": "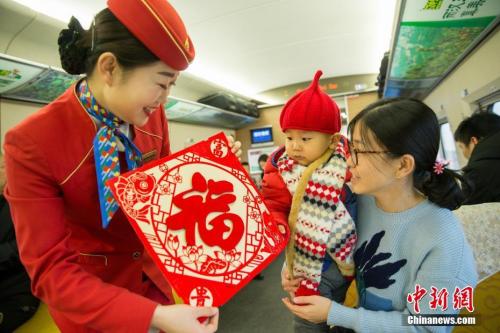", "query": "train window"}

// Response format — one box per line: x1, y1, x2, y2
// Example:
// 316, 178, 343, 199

491, 101, 500, 116
438, 122, 460, 170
